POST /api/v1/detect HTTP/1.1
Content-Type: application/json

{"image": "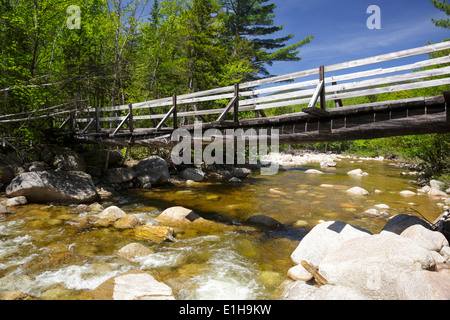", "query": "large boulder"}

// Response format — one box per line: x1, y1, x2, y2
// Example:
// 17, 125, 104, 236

290, 221, 372, 267
134, 156, 169, 186
280, 281, 370, 300
400, 224, 449, 252
318, 232, 435, 300
5, 171, 99, 204
395, 270, 450, 300
90, 270, 175, 300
